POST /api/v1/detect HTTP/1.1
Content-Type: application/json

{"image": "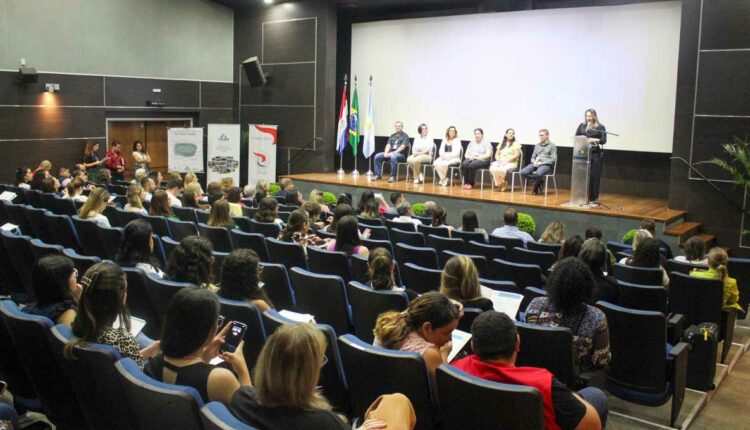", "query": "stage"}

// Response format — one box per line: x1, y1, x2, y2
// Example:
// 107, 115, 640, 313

283, 173, 686, 251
